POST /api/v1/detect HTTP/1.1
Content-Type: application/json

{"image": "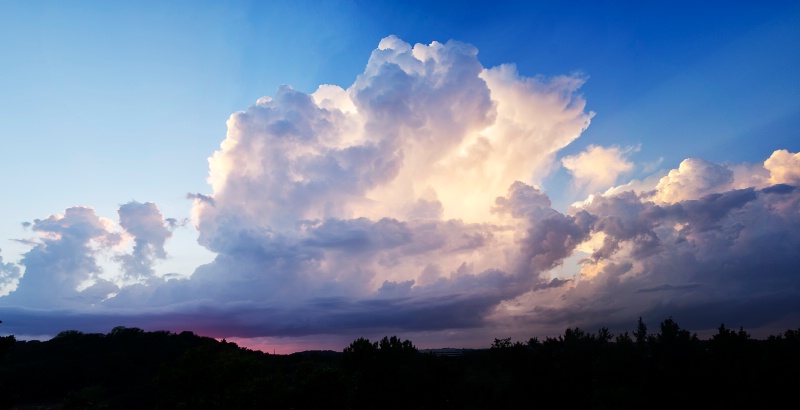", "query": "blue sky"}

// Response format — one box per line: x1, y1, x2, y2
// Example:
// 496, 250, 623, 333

1, 1, 799, 352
